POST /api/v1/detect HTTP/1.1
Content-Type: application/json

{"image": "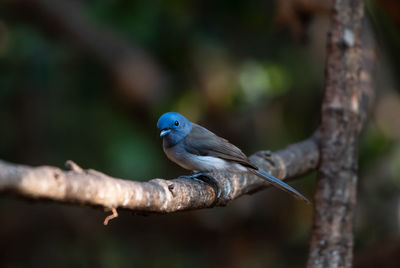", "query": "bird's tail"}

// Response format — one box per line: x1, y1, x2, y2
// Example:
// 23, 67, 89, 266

249, 169, 310, 204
